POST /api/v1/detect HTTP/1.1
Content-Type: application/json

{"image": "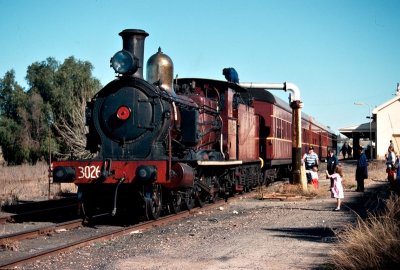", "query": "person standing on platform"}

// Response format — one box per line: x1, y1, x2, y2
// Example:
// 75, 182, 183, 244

303, 146, 319, 170
385, 146, 396, 188
310, 164, 319, 189
327, 149, 339, 189
347, 144, 353, 159
355, 147, 368, 192
389, 140, 394, 149
302, 146, 319, 184
395, 154, 400, 194
341, 143, 348, 159
326, 164, 344, 211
